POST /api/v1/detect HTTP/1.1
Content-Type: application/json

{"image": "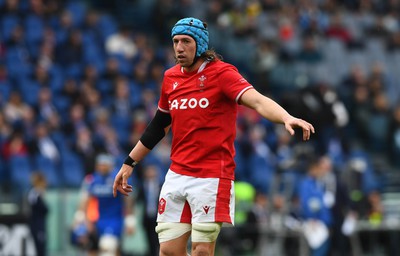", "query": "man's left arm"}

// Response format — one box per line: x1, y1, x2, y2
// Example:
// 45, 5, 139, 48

240, 89, 315, 141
